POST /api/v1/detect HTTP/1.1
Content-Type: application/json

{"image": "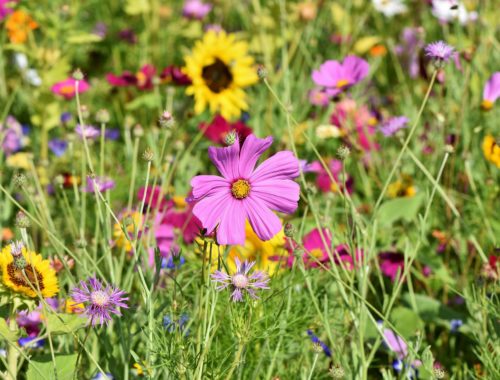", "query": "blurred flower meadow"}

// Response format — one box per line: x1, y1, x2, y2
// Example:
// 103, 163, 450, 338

0, 0, 499, 379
